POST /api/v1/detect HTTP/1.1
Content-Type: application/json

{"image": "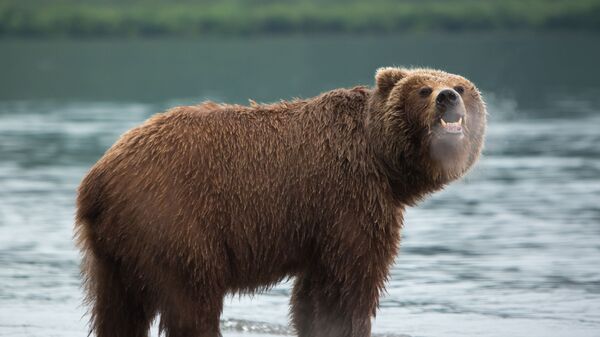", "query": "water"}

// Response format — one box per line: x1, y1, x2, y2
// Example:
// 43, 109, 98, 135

1, 34, 599, 337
